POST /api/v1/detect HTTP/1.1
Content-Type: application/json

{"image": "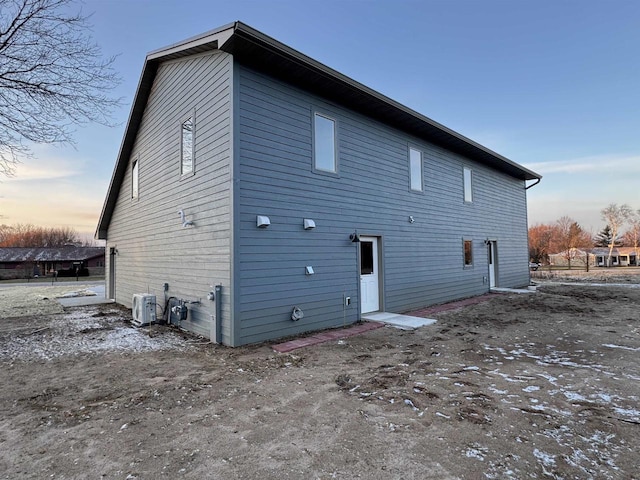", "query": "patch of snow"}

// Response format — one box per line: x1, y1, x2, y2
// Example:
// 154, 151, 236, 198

528, 404, 546, 411
603, 343, 640, 352
536, 372, 558, 386
404, 399, 418, 411
0, 306, 191, 361
522, 385, 540, 393
594, 392, 617, 403
488, 369, 527, 383
465, 446, 487, 461
56, 289, 97, 298
488, 386, 508, 395
533, 448, 556, 467
612, 407, 640, 420
563, 391, 587, 402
